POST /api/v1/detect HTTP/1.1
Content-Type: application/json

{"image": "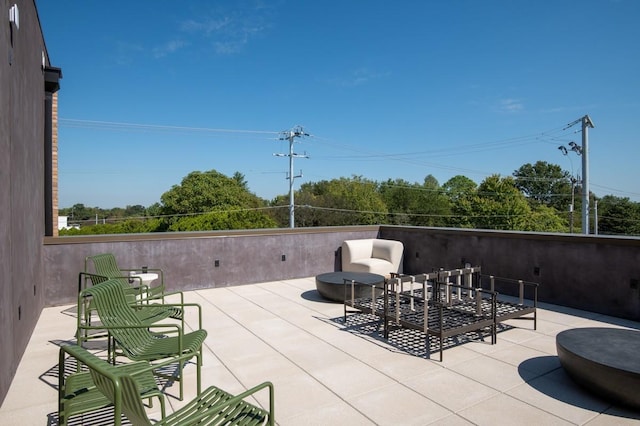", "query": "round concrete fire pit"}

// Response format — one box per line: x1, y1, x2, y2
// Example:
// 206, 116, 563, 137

557, 327, 640, 409
315, 271, 385, 302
